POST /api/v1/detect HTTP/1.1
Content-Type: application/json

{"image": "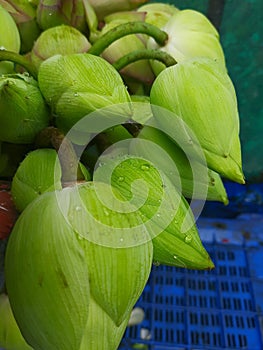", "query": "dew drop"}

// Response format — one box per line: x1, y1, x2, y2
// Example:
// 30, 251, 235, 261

77, 234, 83, 241
74, 92, 79, 97
118, 176, 125, 182
75, 206, 82, 212
140, 164, 150, 171
103, 208, 110, 216
120, 237, 124, 243
0, 46, 6, 50
6, 80, 15, 86
173, 255, 177, 260
156, 213, 161, 218
185, 234, 192, 243
48, 12, 52, 16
